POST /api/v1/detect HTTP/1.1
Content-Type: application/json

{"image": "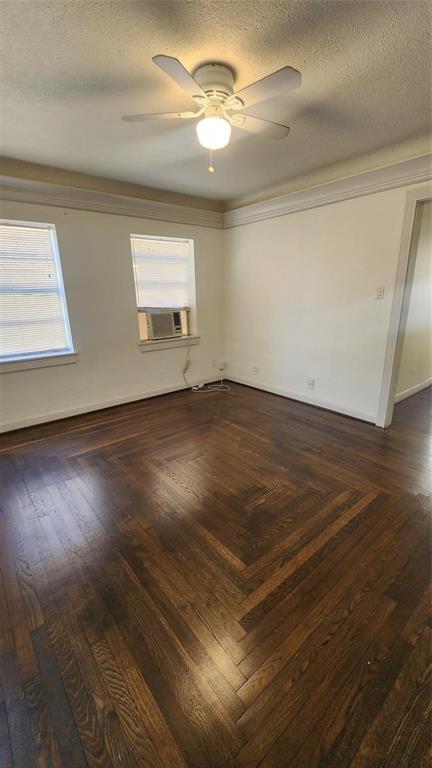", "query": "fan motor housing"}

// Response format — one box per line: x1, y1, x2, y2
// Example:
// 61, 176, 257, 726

193, 63, 235, 98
